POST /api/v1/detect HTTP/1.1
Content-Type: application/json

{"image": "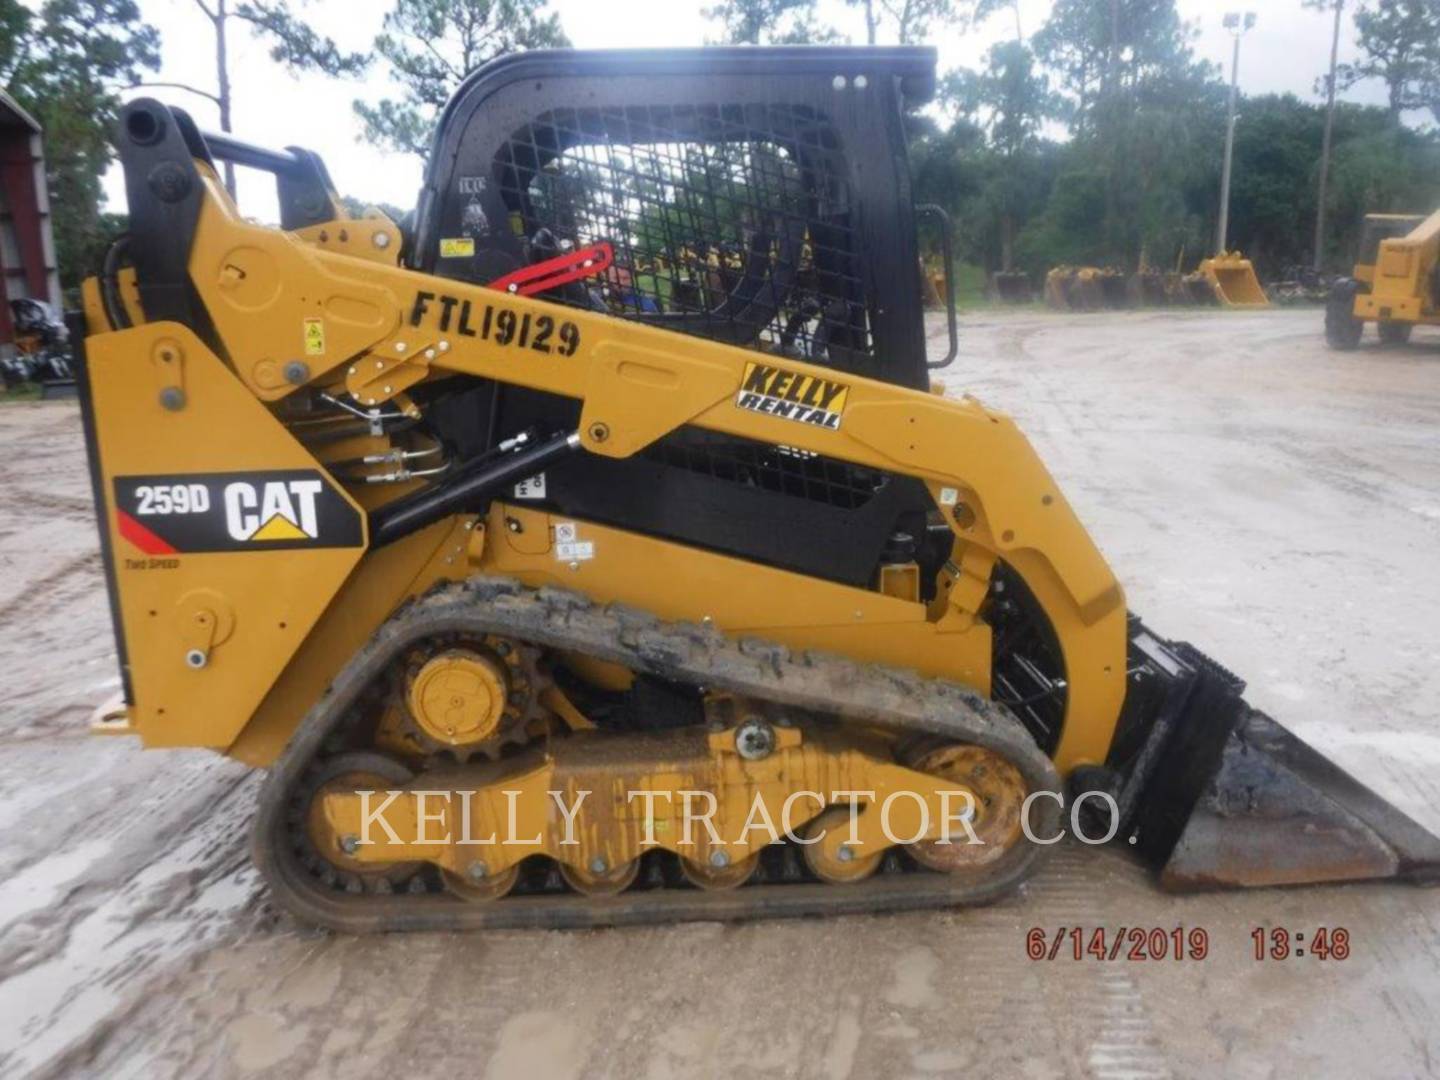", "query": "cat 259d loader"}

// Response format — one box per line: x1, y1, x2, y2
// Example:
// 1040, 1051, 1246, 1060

76, 48, 1439, 932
